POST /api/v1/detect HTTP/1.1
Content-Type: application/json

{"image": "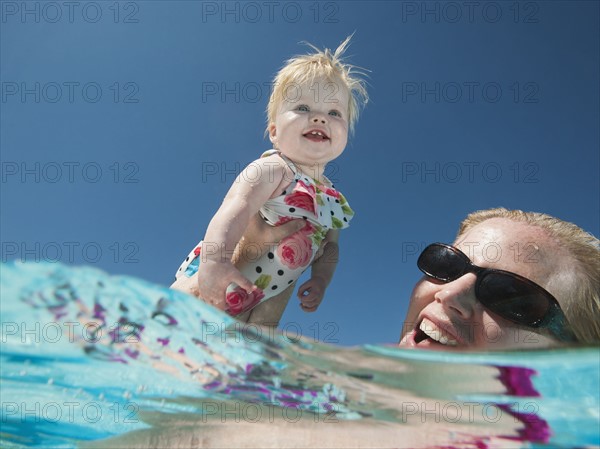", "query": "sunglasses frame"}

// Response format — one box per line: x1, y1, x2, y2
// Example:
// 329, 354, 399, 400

417, 243, 577, 342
